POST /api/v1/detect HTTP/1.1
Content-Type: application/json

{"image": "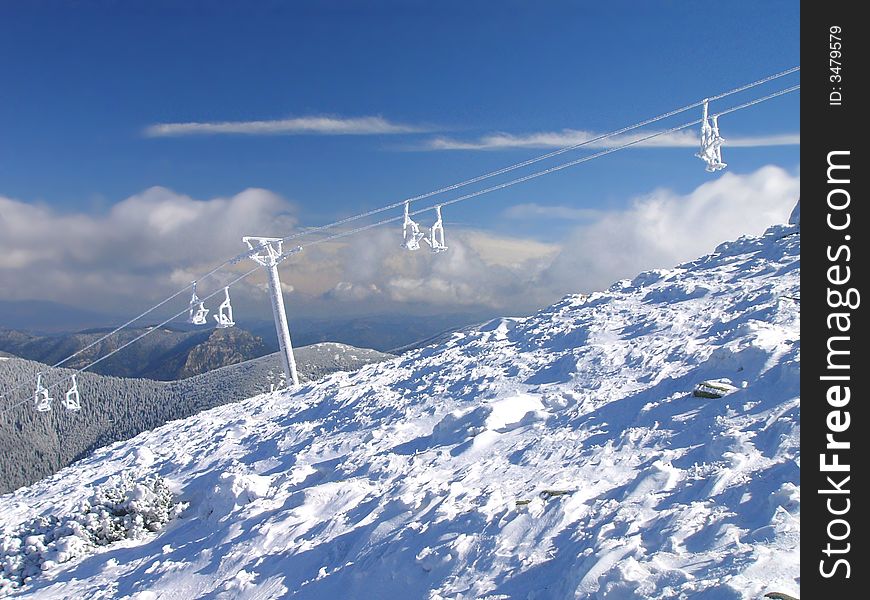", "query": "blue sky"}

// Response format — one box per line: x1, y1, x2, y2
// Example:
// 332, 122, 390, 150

0, 0, 799, 321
